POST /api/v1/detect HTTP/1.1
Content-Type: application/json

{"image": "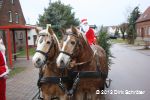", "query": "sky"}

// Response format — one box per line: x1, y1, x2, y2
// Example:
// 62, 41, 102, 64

20, 0, 150, 26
